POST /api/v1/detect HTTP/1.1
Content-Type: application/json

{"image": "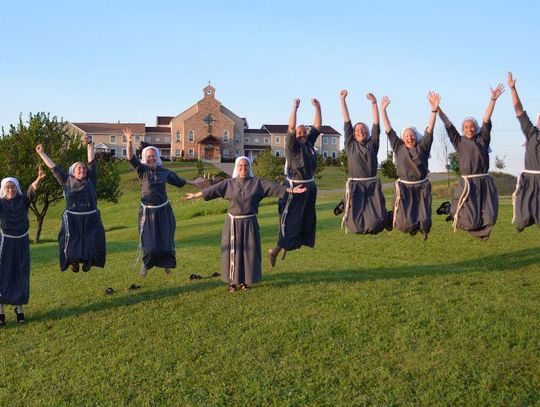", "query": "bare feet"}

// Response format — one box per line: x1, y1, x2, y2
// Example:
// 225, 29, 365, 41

164, 268, 171, 275
140, 264, 147, 277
